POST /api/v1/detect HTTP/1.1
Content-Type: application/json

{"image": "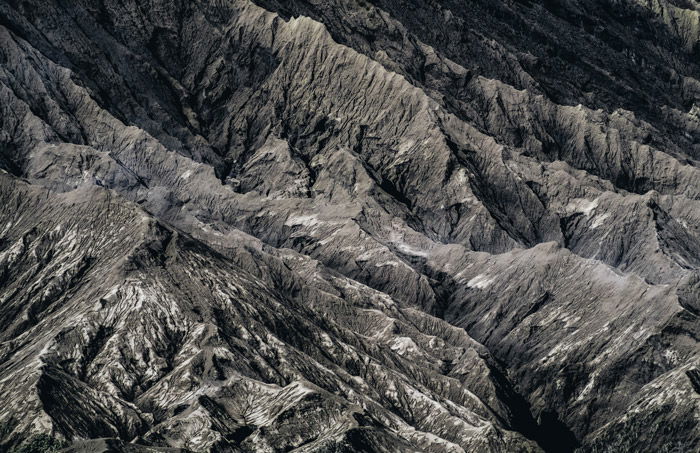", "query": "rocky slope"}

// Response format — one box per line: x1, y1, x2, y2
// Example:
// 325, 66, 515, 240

0, 0, 699, 452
